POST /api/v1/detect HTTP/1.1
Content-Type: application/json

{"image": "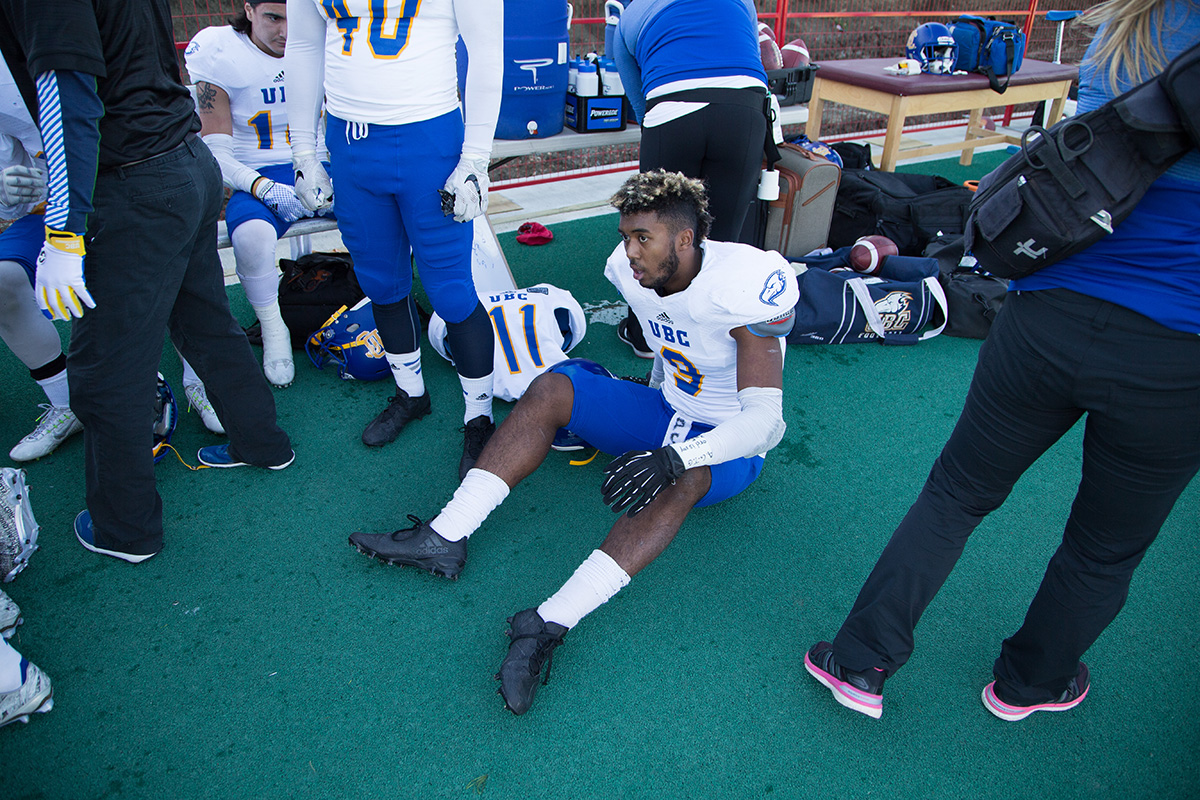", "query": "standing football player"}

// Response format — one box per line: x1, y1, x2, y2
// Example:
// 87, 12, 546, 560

0, 56, 79, 462
183, 1, 332, 404
284, 0, 502, 479
350, 171, 799, 715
